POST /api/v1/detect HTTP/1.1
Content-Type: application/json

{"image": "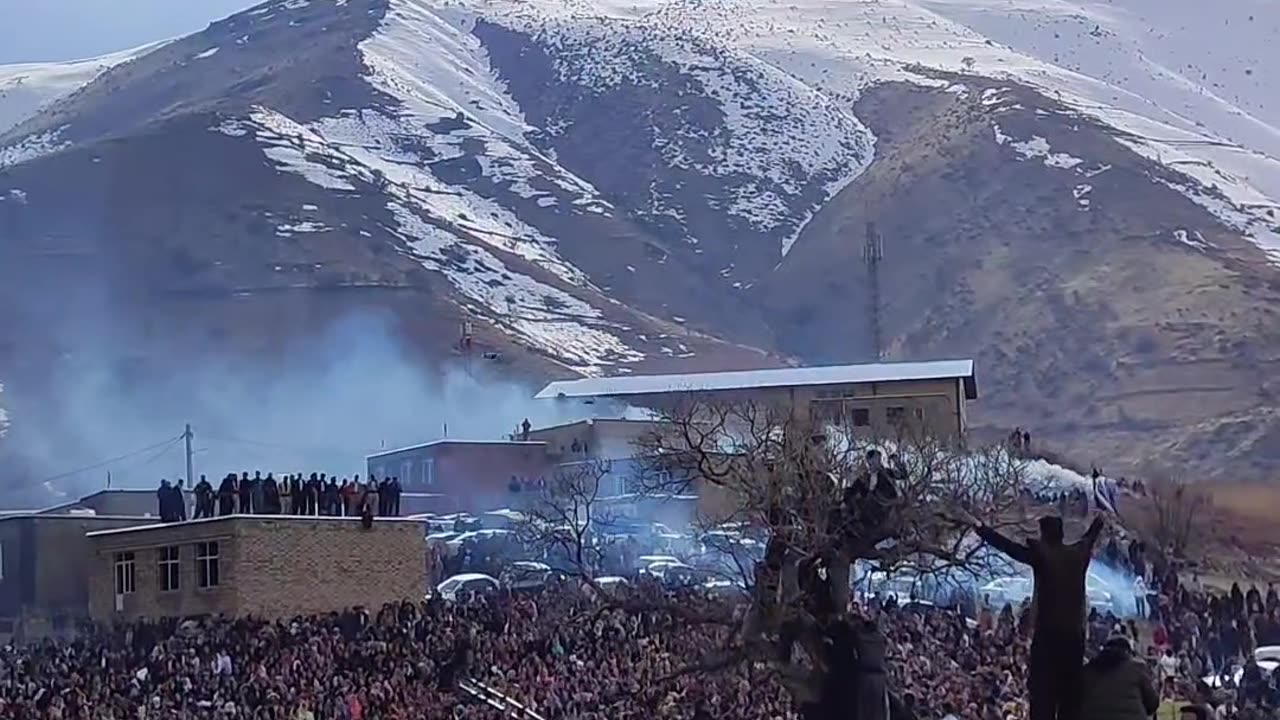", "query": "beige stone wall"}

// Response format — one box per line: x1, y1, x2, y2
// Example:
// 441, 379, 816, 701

234, 518, 426, 617
88, 521, 240, 623
88, 517, 426, 624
